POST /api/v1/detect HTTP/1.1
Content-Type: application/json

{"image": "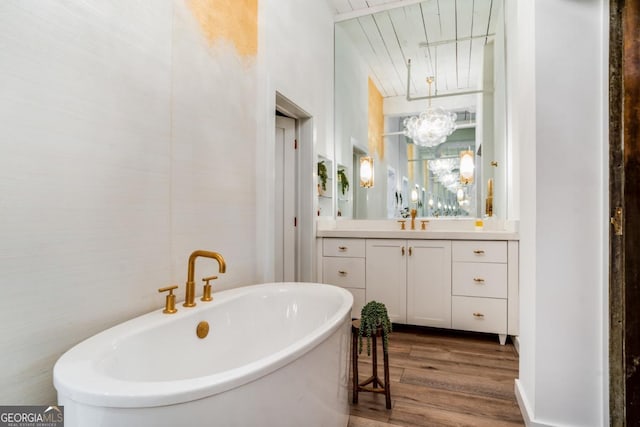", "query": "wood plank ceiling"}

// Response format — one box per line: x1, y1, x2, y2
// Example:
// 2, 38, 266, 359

331, 0, 499, 103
